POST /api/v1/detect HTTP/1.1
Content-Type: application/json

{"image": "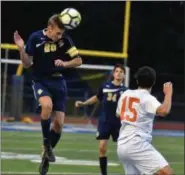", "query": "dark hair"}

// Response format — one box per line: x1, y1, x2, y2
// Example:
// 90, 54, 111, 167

48, 14, 65, 30
108, 64, 125, 81
135, 66, 156, 88
113, 64, 126, 74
